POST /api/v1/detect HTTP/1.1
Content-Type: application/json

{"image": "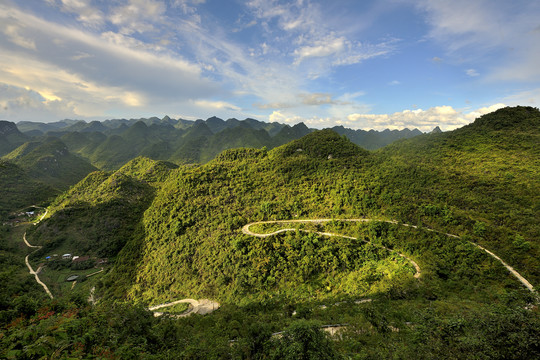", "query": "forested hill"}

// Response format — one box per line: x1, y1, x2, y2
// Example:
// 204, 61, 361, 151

3, 106, 539, 359
0, 136, 95, 215
0, 160, 56, 217
25, 106, 540, 302
3, 137, 97, 190
11, 116, 424, 170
